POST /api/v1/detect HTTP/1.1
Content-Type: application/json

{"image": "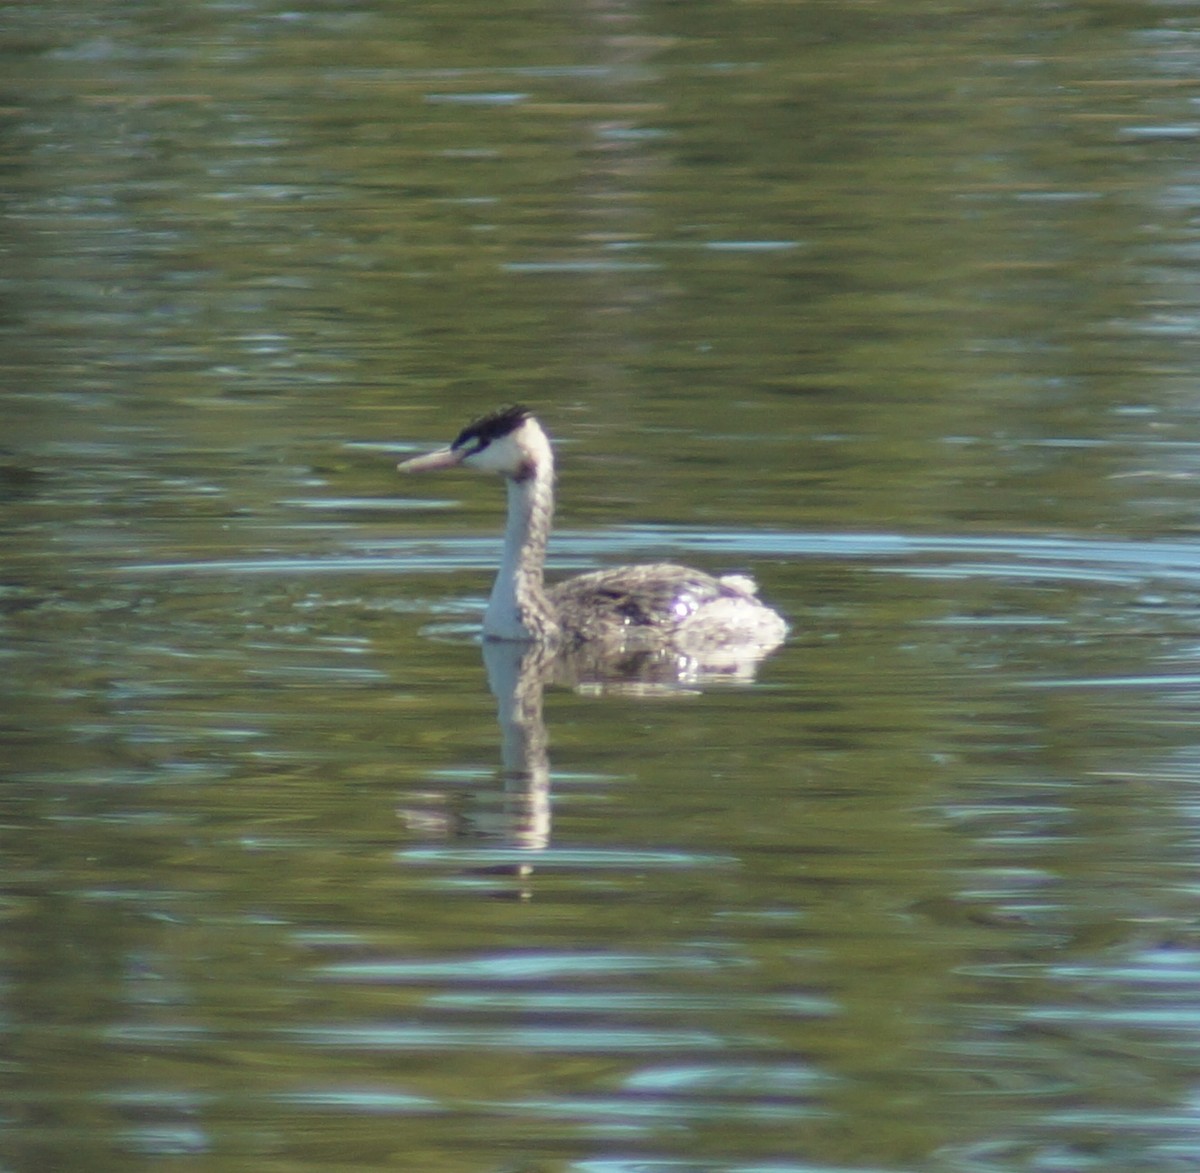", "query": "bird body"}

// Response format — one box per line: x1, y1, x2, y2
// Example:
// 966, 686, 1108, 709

398, 406, 788, 657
